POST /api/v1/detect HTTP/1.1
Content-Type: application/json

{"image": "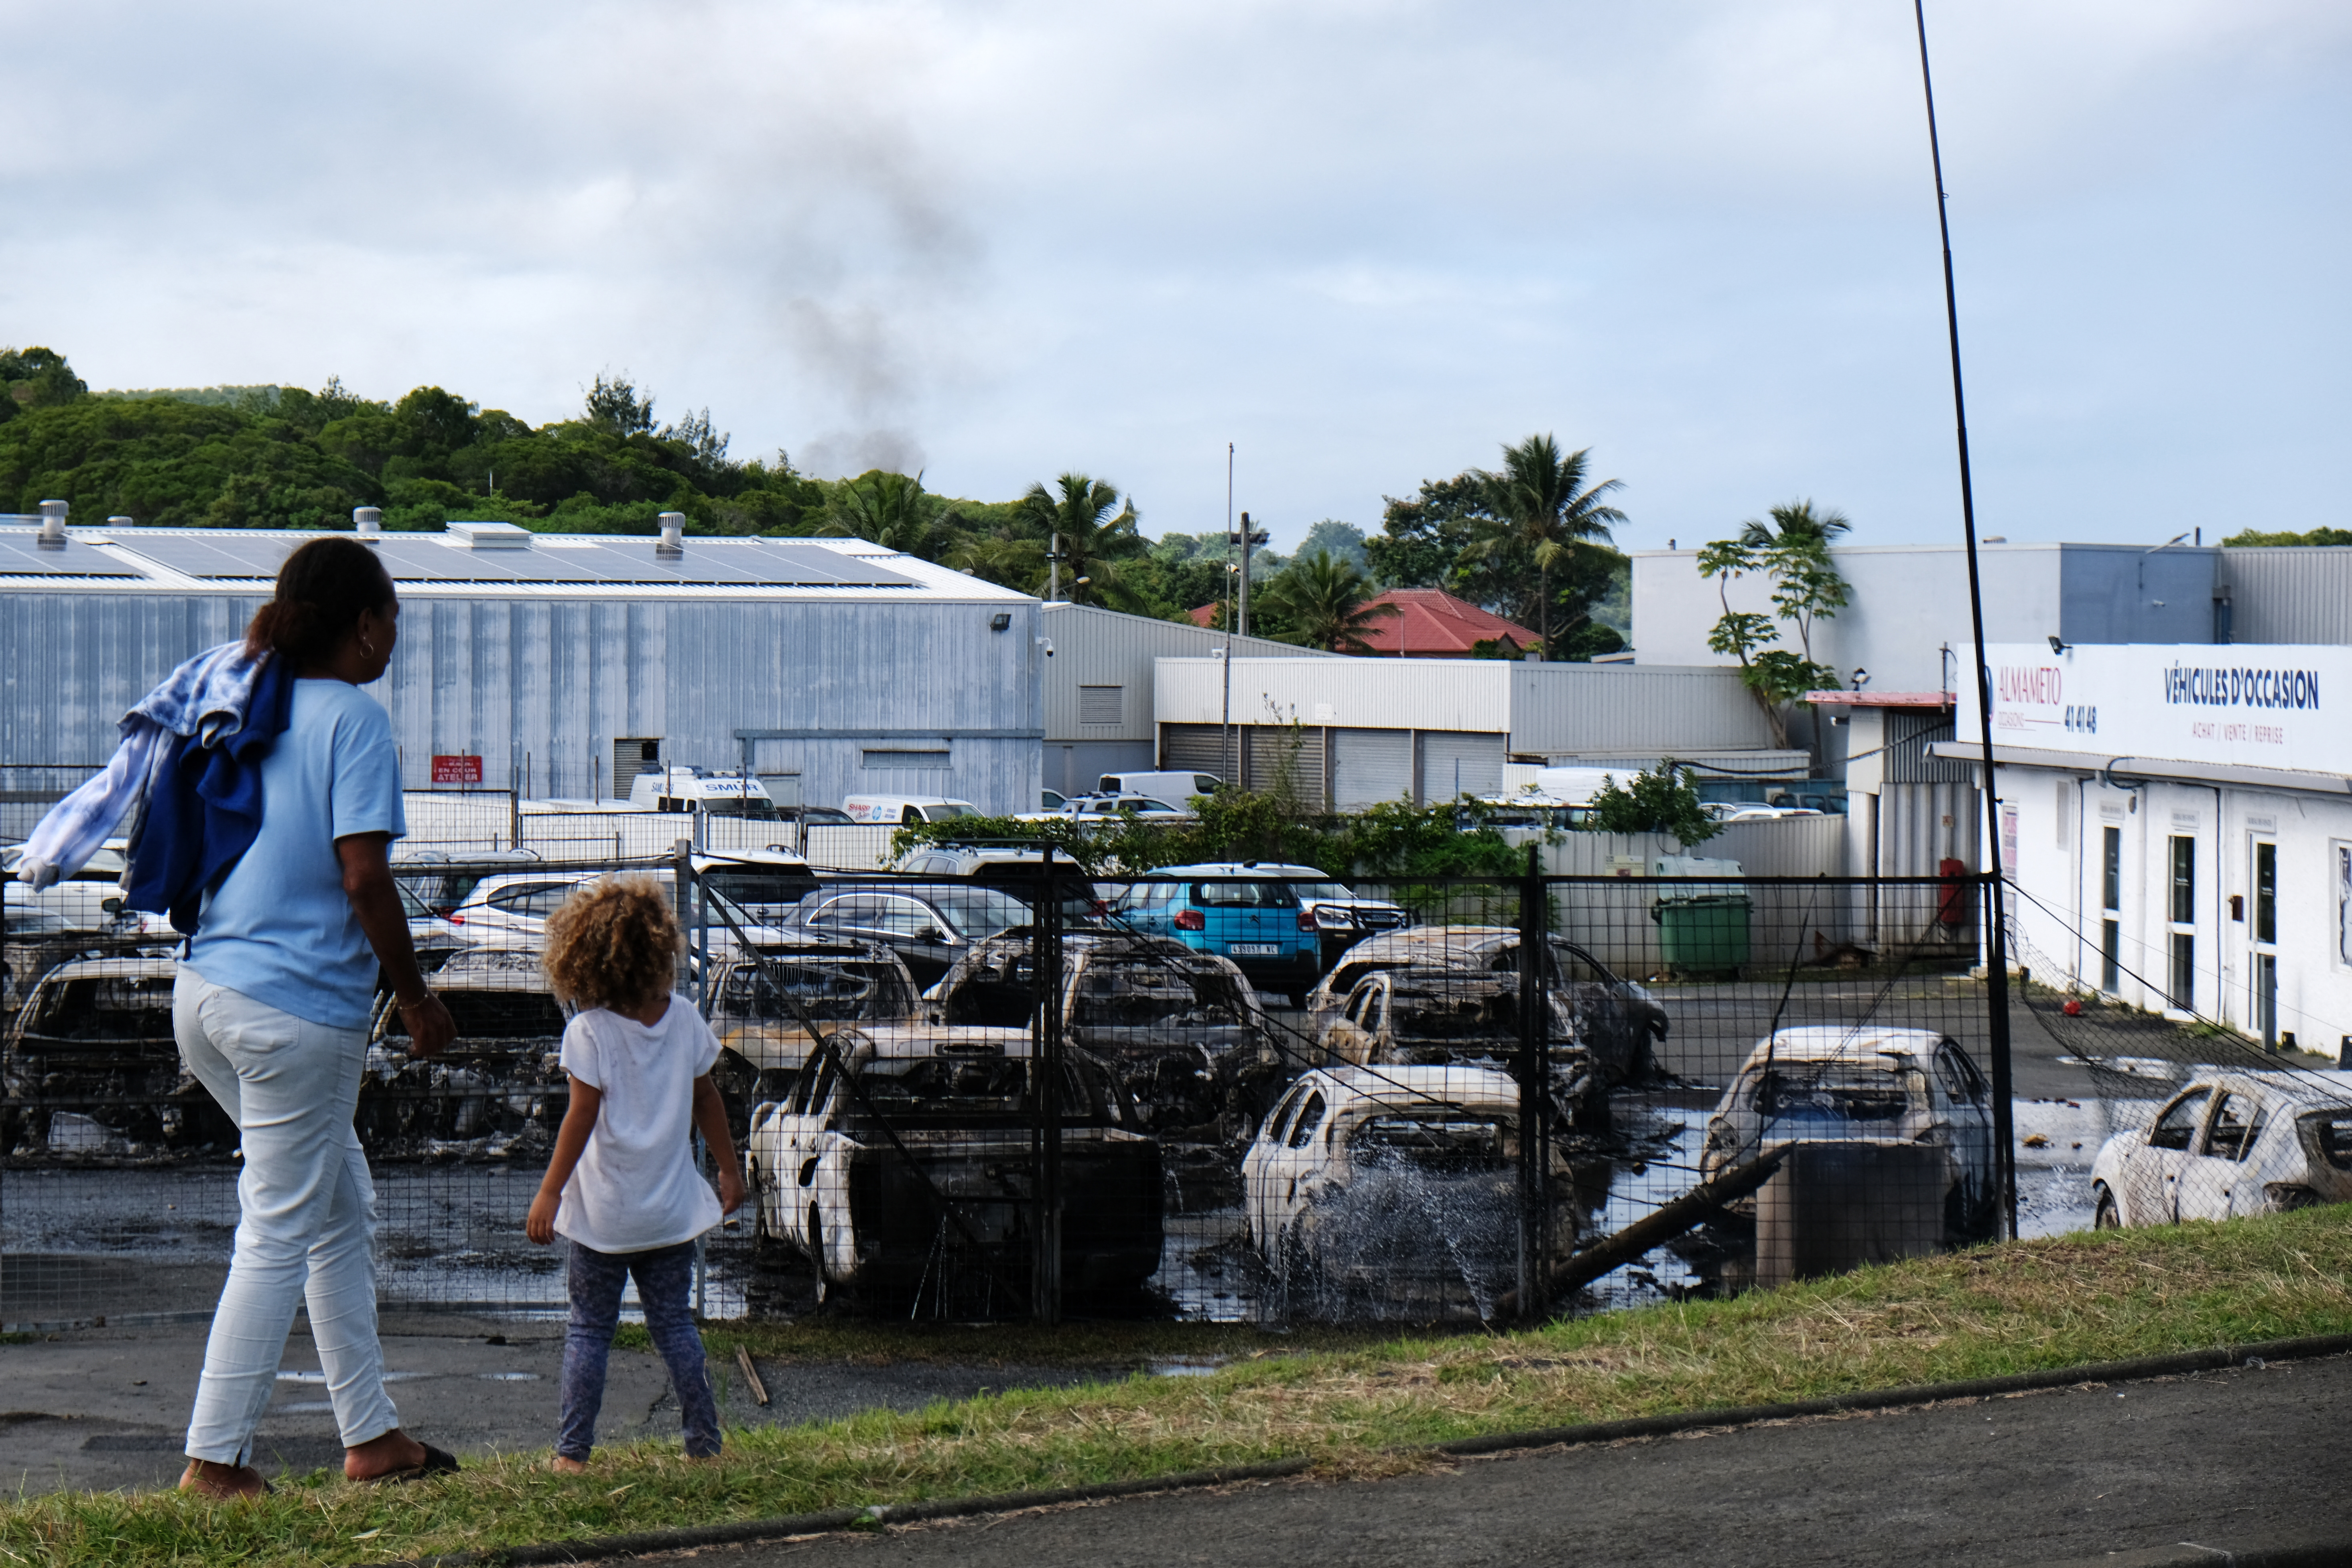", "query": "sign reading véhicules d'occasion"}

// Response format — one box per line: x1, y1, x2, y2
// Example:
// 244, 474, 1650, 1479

1958, 644, 2349, 776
